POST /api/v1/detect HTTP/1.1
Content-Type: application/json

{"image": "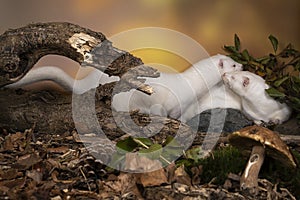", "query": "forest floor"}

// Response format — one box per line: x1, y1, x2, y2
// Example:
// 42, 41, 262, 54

0, 127, 299, 200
